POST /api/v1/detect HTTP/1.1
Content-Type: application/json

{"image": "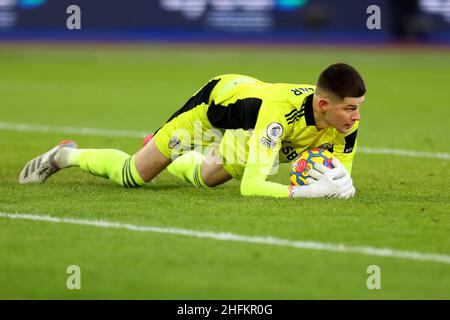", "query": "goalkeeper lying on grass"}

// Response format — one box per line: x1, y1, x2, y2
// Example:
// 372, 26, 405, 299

19, 63, 365, 199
